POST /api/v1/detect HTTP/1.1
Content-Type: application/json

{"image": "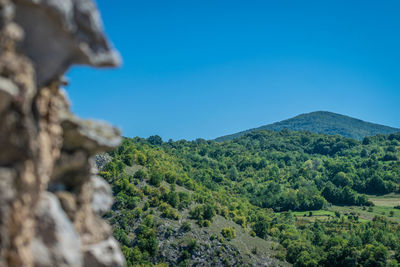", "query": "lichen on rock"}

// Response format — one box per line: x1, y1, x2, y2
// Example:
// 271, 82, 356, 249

0, 0, 125, 266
